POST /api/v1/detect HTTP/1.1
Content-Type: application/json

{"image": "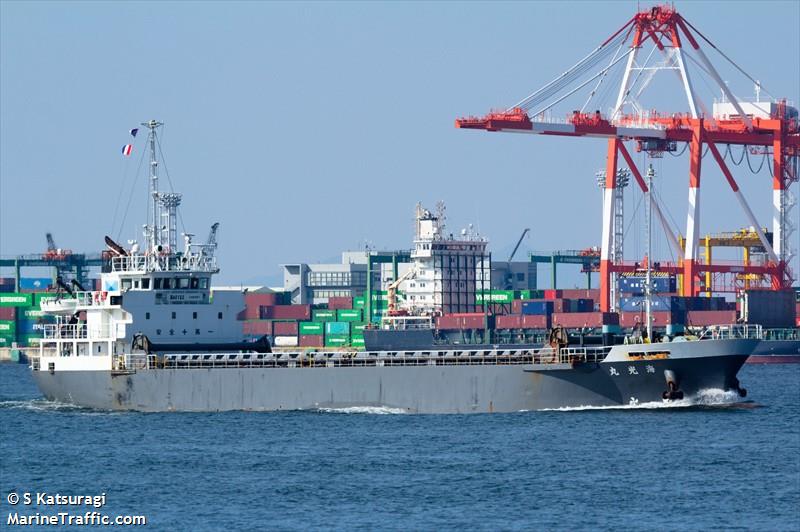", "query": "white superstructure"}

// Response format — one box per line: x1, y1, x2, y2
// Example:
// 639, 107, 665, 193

401, 202, 489, 315
36, 120, 245, 373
